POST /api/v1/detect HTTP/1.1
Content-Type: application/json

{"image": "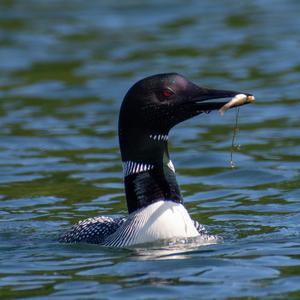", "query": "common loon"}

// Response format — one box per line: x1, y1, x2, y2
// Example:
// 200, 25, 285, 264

59, 73, 253, 247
